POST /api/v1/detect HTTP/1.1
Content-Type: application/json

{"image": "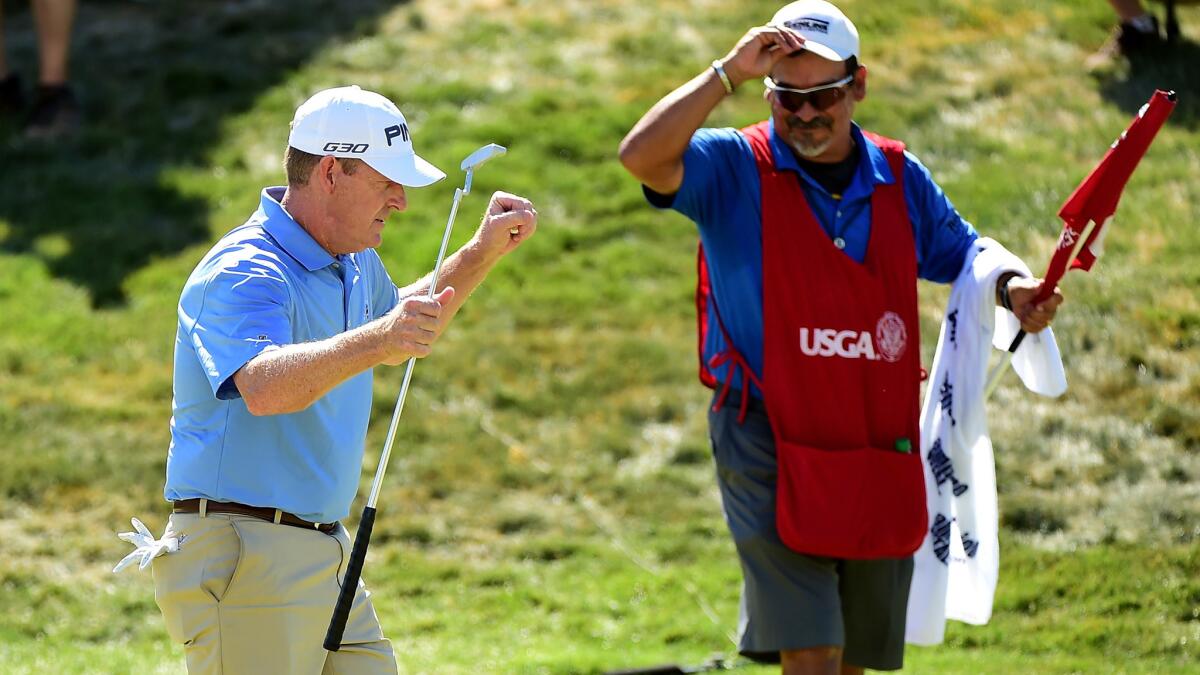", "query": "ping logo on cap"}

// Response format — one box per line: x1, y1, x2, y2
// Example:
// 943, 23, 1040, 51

384, 123, 410, 147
